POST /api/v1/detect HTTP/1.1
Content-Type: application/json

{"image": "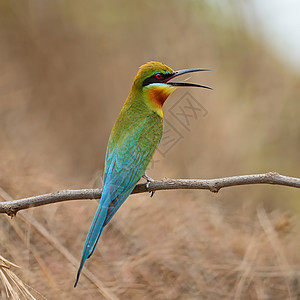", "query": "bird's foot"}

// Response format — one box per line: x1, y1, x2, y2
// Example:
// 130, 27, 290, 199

142, 174, 155, 197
